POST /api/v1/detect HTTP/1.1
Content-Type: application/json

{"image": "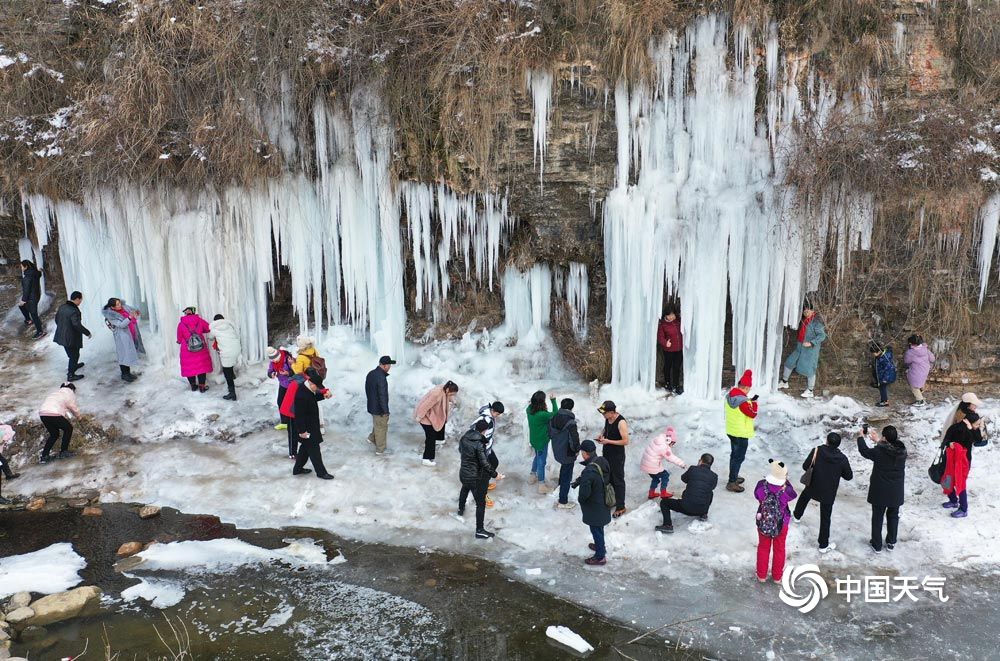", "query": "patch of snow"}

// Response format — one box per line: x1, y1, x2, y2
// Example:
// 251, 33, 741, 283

0, 543, 86, 599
